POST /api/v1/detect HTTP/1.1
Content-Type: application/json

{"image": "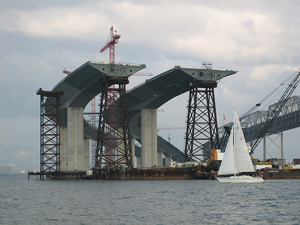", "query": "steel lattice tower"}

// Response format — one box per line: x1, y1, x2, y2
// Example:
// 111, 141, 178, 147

94, 77, 132, 178
184, 81, 219, 162
37, 88, 64, 174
